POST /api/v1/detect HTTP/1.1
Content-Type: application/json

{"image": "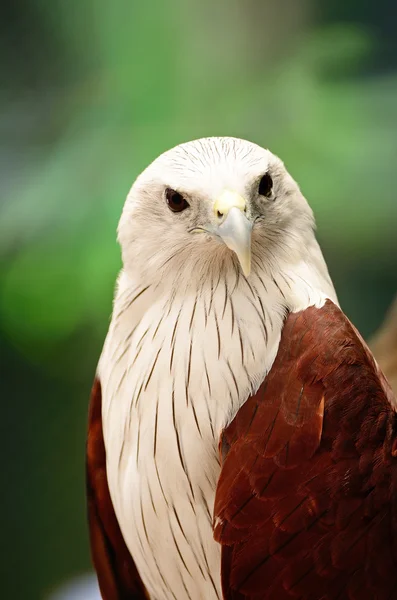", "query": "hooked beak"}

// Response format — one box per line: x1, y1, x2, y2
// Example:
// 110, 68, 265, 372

212, 190, 252, 277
